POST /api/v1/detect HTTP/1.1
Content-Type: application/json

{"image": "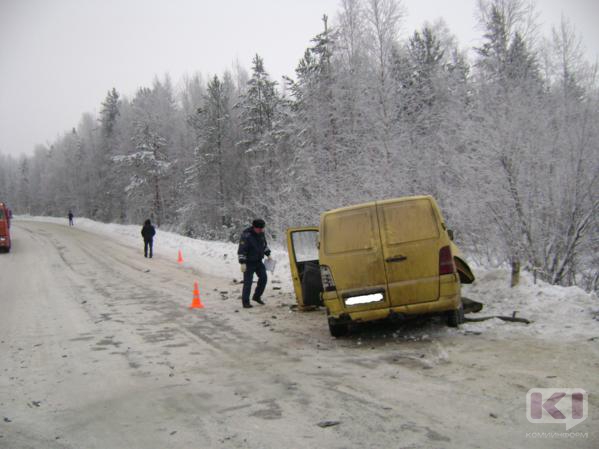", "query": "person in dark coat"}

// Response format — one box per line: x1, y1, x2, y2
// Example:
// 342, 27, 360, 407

141, 219, 156, 258
68, 210, 74, 226
237, 218, 271, 308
